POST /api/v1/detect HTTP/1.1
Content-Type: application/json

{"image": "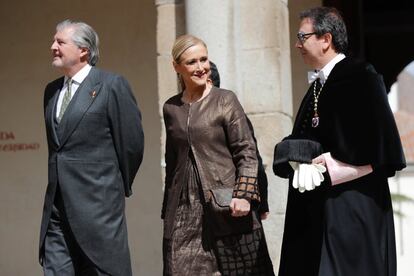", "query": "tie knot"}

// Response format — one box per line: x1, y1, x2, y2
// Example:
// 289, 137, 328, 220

307, 70, 325, 84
